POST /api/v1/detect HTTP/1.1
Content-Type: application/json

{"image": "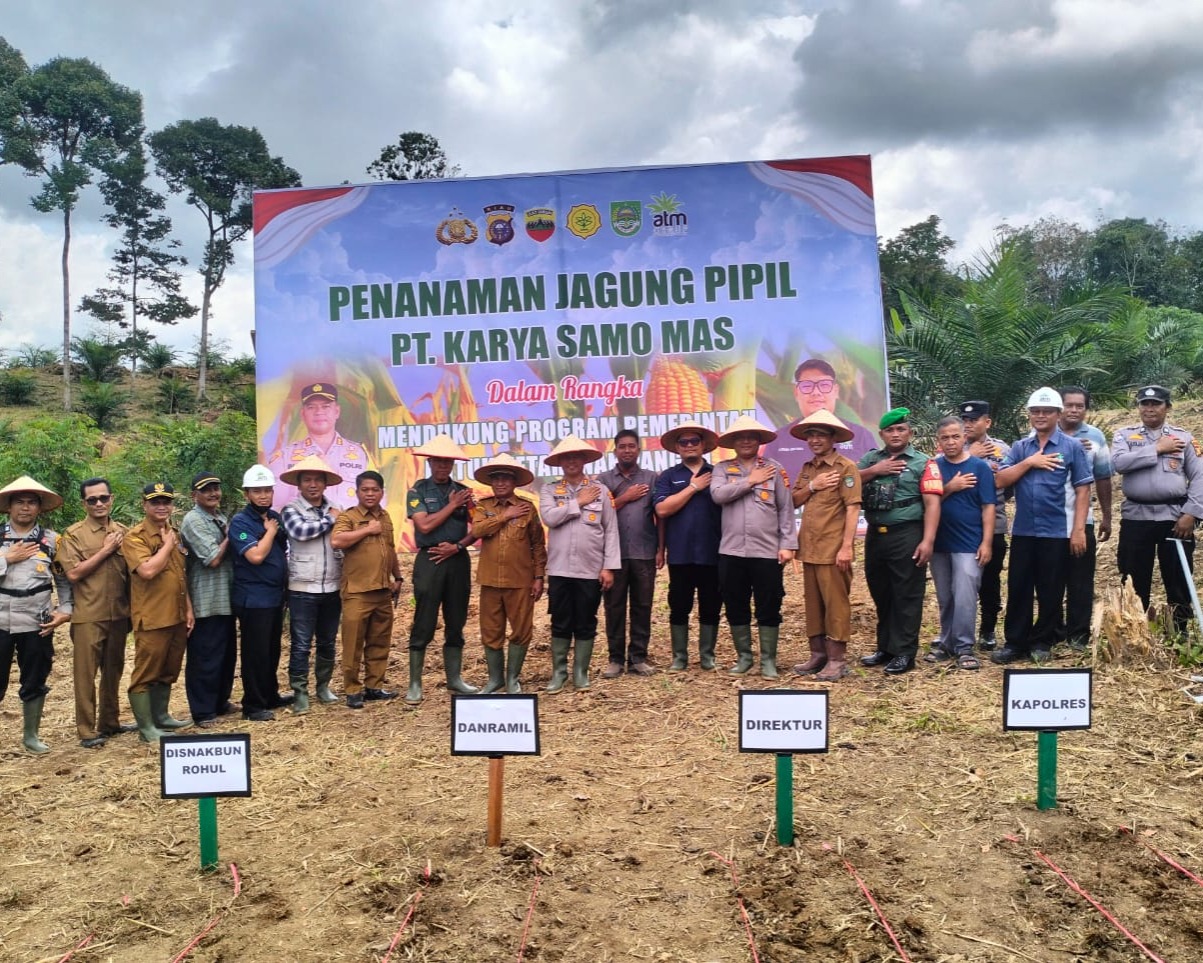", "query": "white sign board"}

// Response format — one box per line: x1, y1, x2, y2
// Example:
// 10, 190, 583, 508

1003, 669, 1092, 731
160, 734, 251, 798
451, 694, 540, 756
739, 690, 829, 753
